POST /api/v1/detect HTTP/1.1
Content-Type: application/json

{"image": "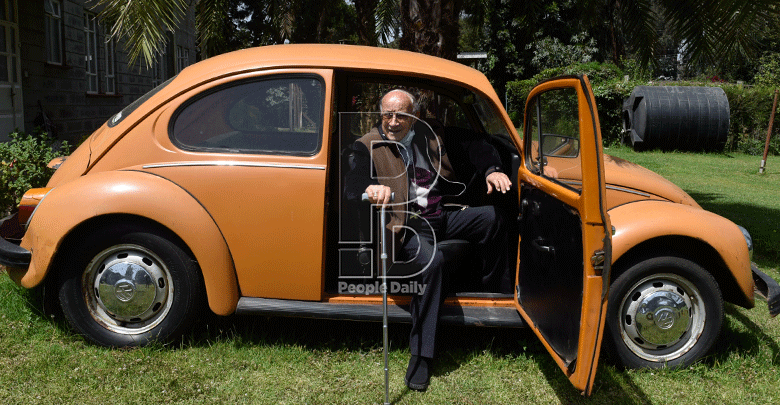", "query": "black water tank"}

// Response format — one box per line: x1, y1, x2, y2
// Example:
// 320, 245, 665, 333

622, 86, 730, 151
